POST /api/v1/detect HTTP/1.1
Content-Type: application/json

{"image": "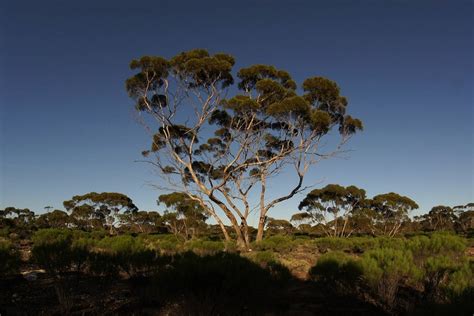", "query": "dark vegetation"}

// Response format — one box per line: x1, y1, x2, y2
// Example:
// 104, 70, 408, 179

1, 198, 473, 315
